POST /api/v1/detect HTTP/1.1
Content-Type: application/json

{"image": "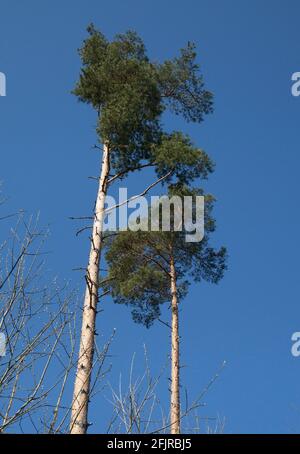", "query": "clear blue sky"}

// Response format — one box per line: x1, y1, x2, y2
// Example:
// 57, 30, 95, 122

1, 0, 300, 434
